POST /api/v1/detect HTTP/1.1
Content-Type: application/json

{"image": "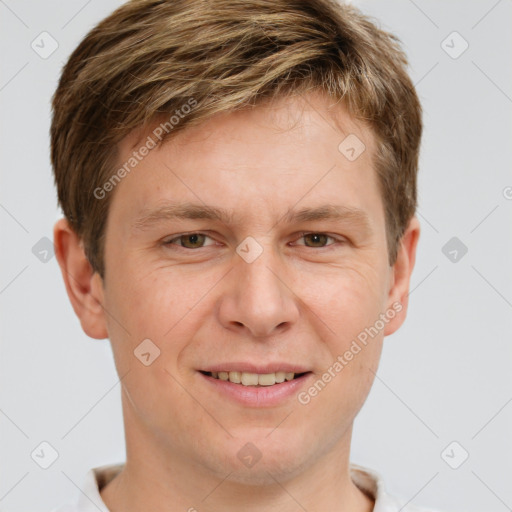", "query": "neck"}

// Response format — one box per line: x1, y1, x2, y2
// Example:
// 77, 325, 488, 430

100, 393, 374, 512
